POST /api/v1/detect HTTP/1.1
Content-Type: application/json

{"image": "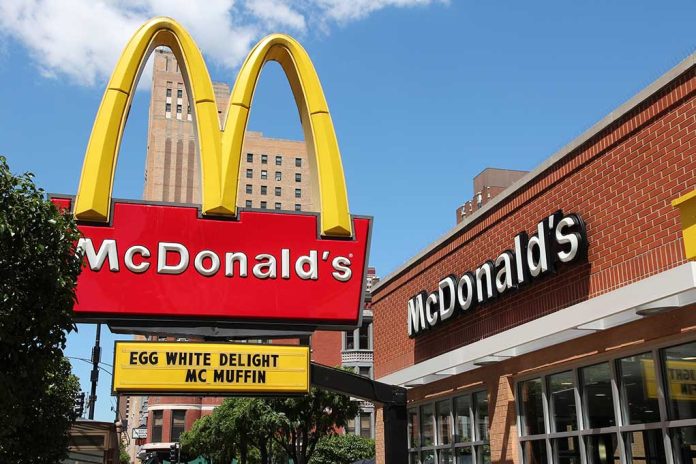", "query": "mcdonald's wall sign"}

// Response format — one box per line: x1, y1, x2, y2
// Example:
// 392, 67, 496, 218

51, 17, 371, 330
